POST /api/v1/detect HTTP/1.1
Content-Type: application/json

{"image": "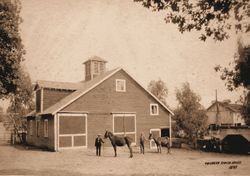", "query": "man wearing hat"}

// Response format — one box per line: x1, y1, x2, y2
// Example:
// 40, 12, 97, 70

95, 134, 104, 156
